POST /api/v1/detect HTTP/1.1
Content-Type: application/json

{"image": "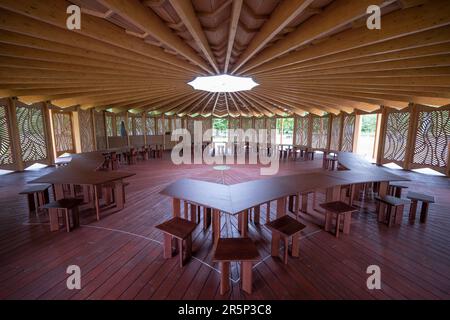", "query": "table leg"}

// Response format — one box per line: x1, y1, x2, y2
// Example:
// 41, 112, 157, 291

203, 207, 212, 230
53, 184, 65, 200
26, 193, 36, 216
395, 205, 404, 225
212, 209, 221, 245
301, 193, 308, 213
420, 202, 429, 223
240, 210, 248, 237
184, 201, 188, 219
291, 233, 300, 258
219, 262, 230, 295
253, 205, 260, 225
409, 200, 418, 221
94, 185, 100, 221
241, 261, 253, 294
114, 181, 124, 210
326, 185, 341, 202
377, 182, 389, 221
294, 193, 300, 220
266, 202, 271, 222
